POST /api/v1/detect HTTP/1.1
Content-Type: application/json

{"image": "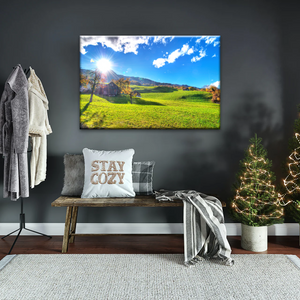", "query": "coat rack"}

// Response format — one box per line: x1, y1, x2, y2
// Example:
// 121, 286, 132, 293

1, 66, 52, 254
2, 131, 52, 254
1, 197, 52, 254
